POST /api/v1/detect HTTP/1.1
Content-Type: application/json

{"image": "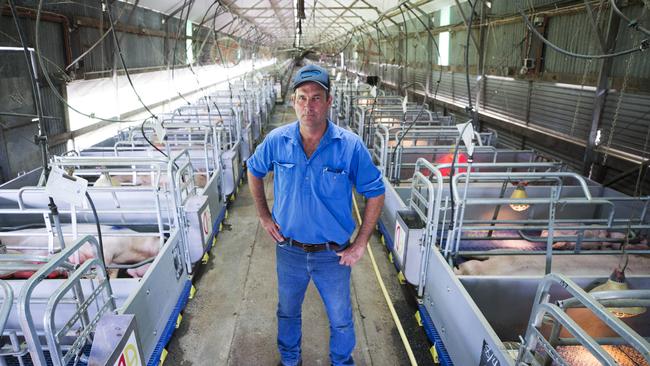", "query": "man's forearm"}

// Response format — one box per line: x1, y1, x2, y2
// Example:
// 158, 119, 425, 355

352, 194, 385, 247
248, 171, 272, 219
